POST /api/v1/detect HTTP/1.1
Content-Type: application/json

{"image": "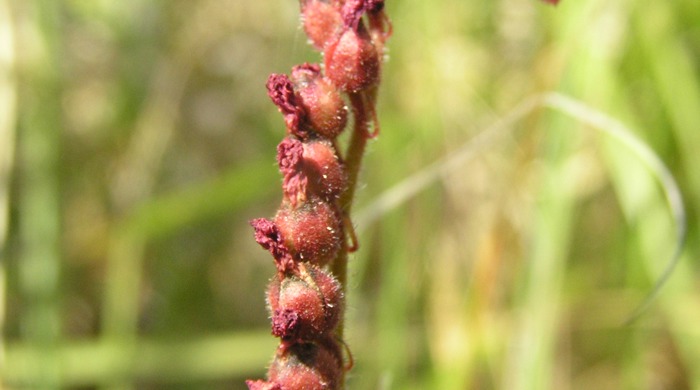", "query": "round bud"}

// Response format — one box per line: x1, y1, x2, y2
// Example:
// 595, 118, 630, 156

291, 64, 348, 139
270, 276, 324, 341
302, 139, 346, 201
324, 24, 380, 92
268, 341, 343, 390
277, 137, 346, 205
266, 265, 343, 342
305, 264, 343, 332
301, 0, 344, 50
274, 200, 342, 266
